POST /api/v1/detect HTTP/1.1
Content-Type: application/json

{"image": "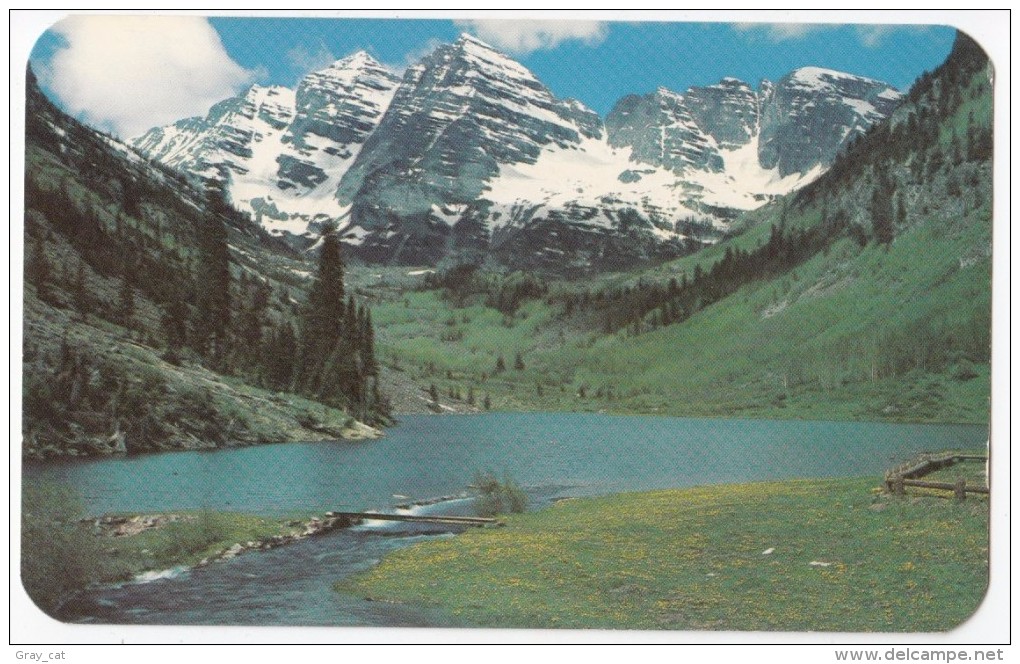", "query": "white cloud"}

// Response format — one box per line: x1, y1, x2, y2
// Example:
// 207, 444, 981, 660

407, 38, 446, 65
733, 22, 829, 42
42, 15, 258, 138
735, 22, 929, 48
286, 41, 337, 78
855, 25, 920, 48
454, 19, 608, 55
